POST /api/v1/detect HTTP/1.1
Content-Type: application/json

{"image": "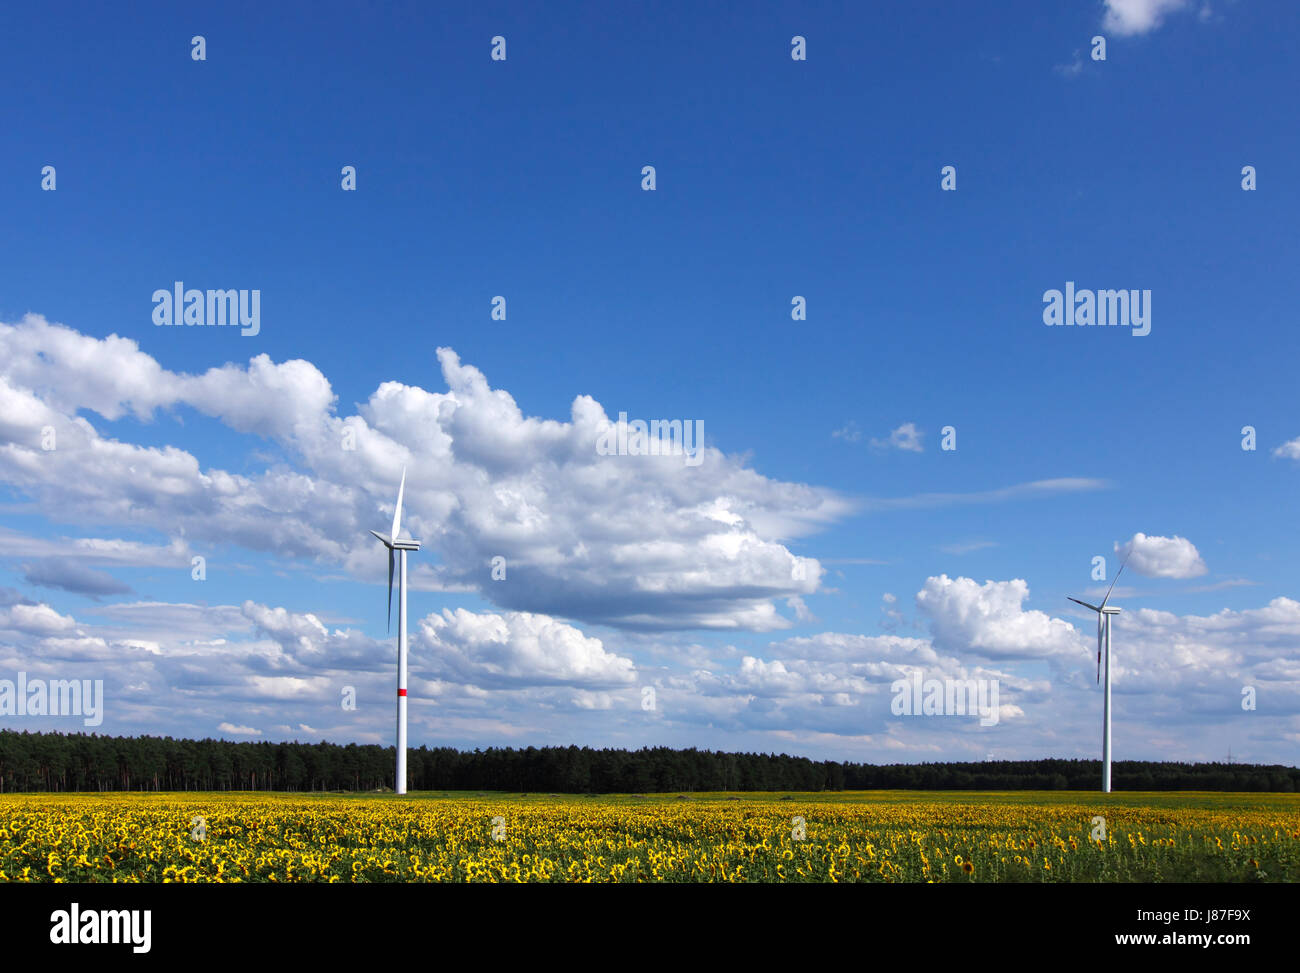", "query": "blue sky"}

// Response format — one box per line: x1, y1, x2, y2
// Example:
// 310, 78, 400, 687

1, 1, 1297, 766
